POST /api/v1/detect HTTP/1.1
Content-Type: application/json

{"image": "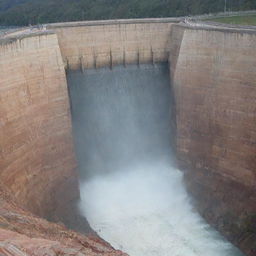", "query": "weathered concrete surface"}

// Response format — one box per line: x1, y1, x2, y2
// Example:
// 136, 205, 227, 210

170, 23, 256, 256
0, 31, 127, 256
0, 32, 78, 221
47, 18, 180, 69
